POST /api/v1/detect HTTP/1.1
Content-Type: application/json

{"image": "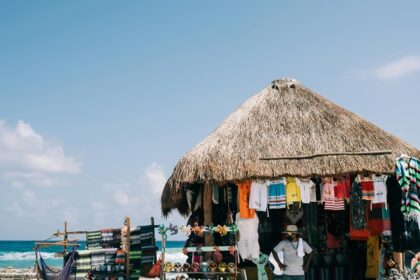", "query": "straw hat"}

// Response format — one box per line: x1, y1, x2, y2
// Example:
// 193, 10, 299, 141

282, 225, 299, 234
